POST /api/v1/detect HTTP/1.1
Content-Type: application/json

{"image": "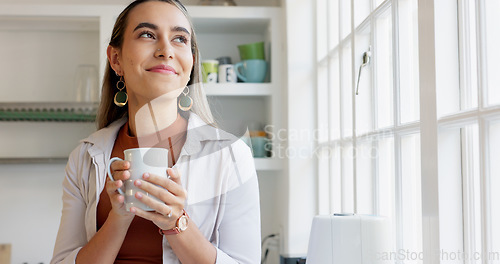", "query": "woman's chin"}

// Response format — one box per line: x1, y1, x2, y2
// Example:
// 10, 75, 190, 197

149, 87, 185, 102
